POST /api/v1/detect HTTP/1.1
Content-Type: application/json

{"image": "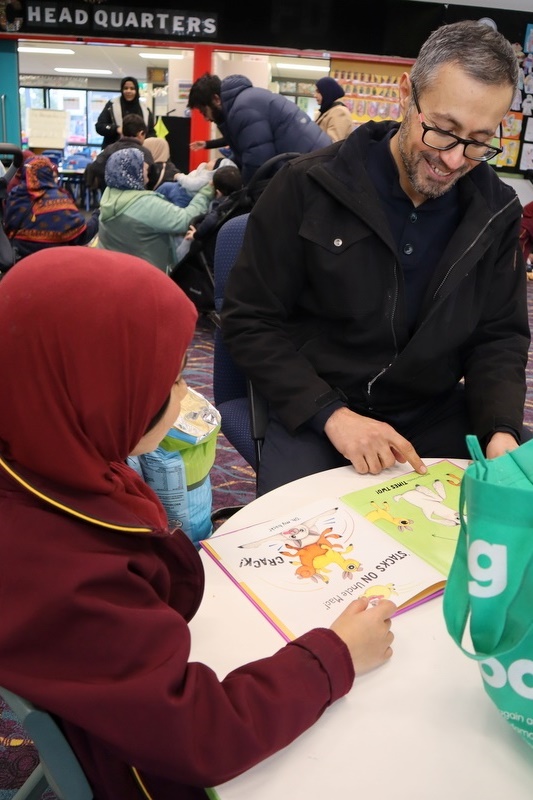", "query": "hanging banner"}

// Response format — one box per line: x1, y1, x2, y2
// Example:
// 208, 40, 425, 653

1, 2, 218, 38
